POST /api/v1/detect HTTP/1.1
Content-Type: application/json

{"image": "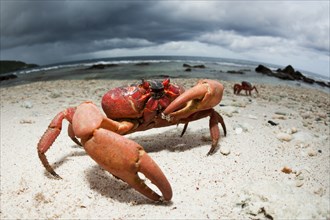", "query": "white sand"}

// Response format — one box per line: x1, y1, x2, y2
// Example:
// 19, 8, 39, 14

1, 78, 329, 219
